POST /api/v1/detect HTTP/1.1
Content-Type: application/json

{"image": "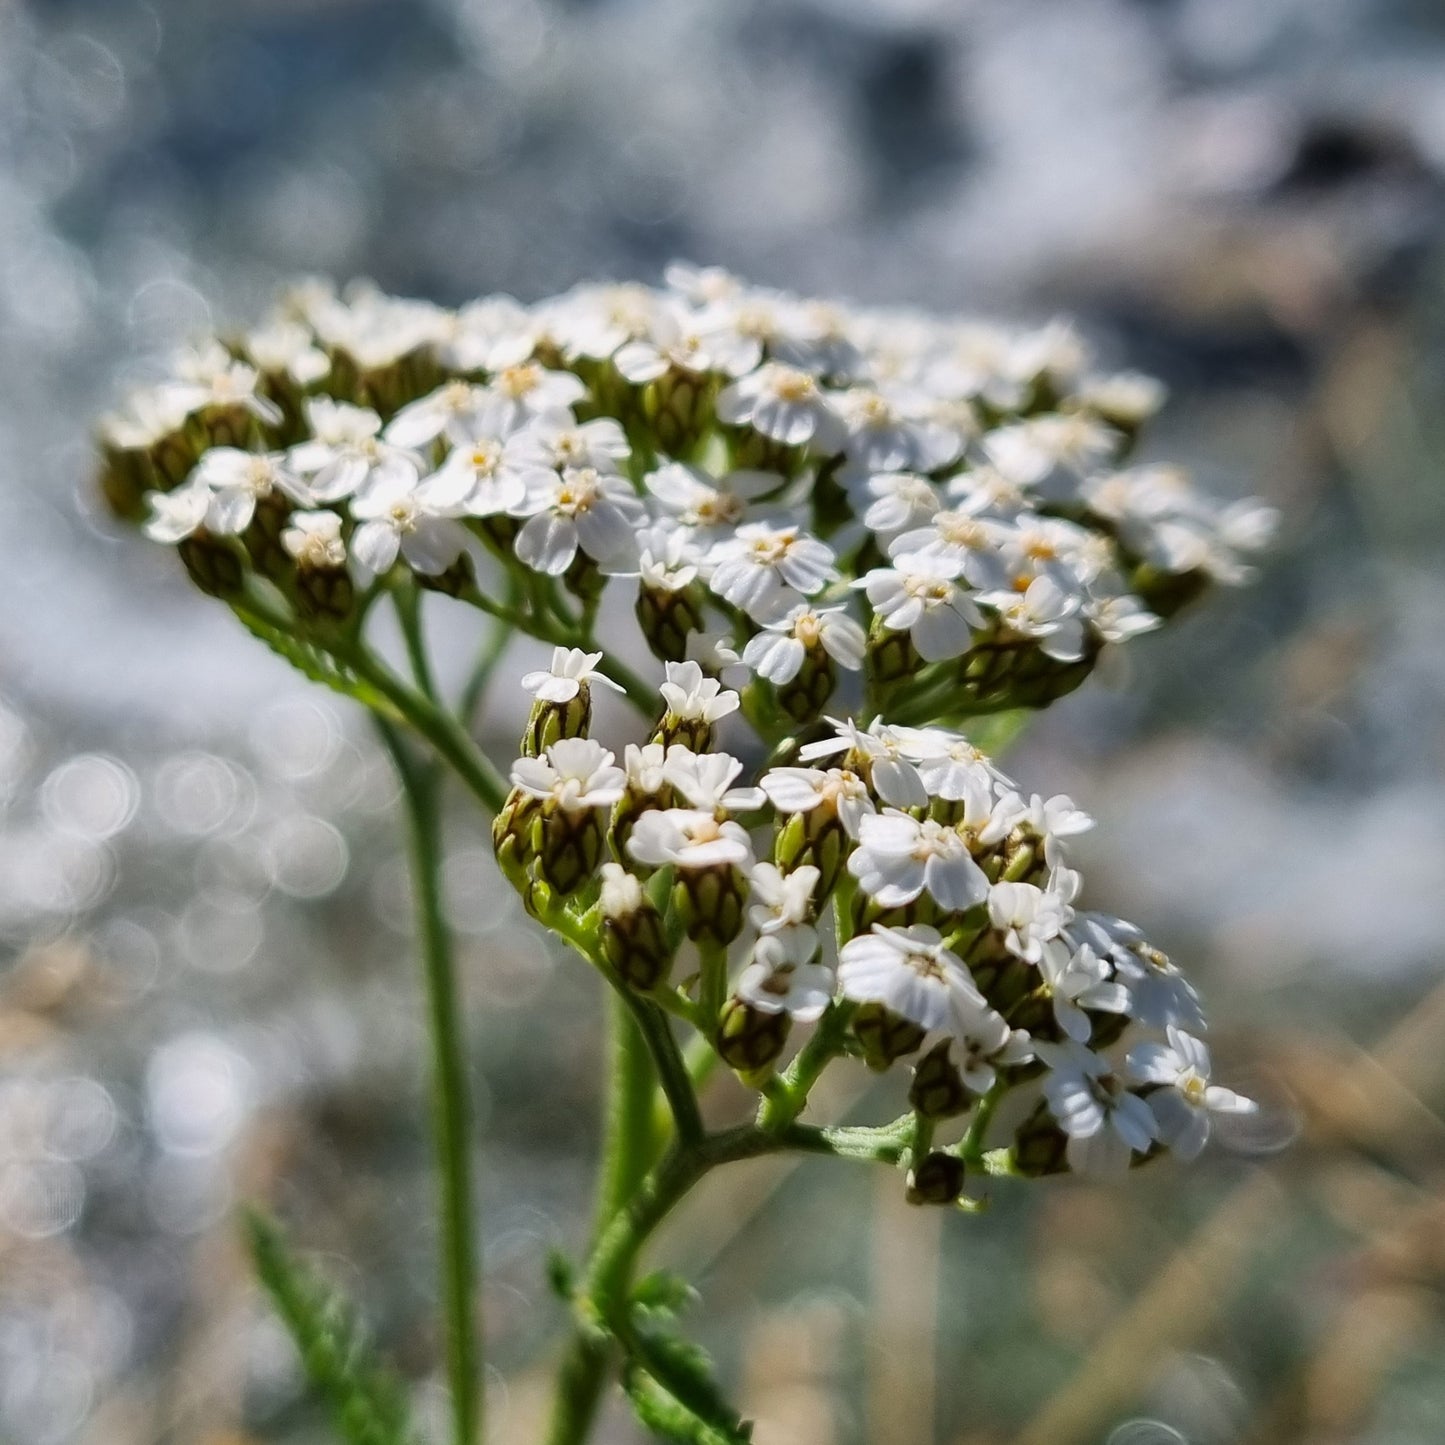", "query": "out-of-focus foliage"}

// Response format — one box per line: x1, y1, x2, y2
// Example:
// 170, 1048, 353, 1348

3, 0, 1445, 1441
